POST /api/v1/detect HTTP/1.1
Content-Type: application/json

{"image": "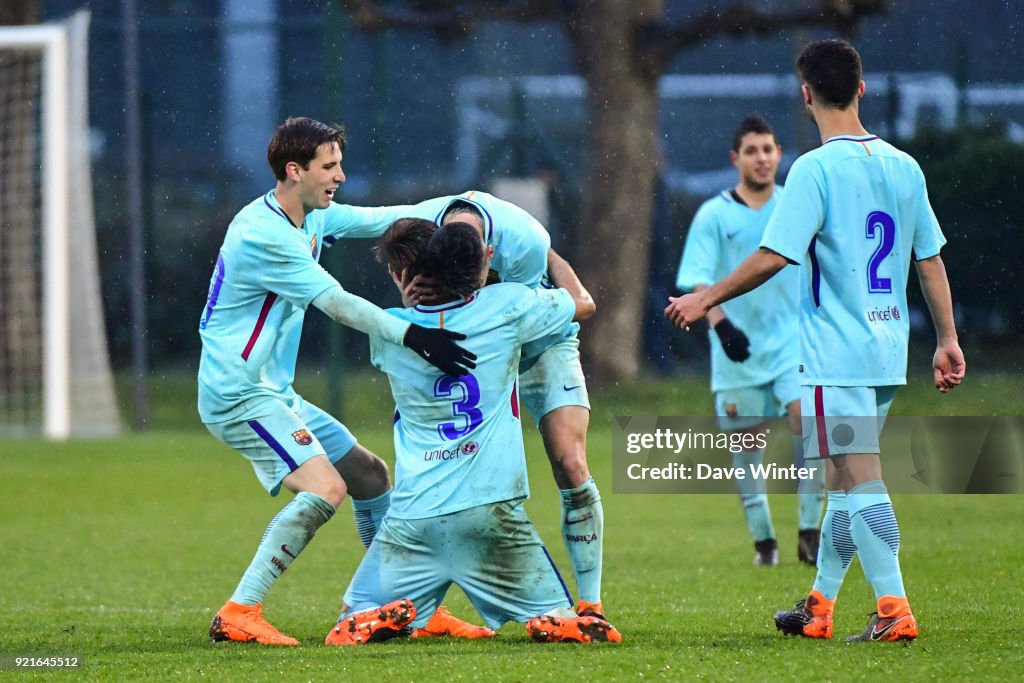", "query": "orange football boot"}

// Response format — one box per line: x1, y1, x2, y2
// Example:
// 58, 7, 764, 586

209, 601, 300, 646
411, 605, 495, 639
324, 599, 416, 645
526, 614, 622, 643
846, 596, 918, 643
774, 589, 834, 639
575, 600, 606, 620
